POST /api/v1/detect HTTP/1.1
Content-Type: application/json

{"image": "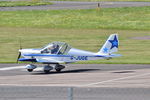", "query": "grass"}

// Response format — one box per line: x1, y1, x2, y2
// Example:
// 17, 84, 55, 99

0, 0, 52, 7
0, 7, 150, 64
0, 7, 150, 30
48, 0, 150, 1
49, 0, 150, 2
0, 27, 150, 64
